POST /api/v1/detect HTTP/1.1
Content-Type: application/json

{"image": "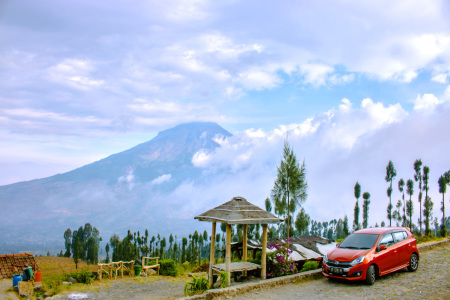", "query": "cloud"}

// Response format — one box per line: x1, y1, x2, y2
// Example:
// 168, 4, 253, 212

237, 69, 282, 91
413, 93, 443, 112
299, 63, 334, 87
150, 174, 172, 185
47, 59, 104, 90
